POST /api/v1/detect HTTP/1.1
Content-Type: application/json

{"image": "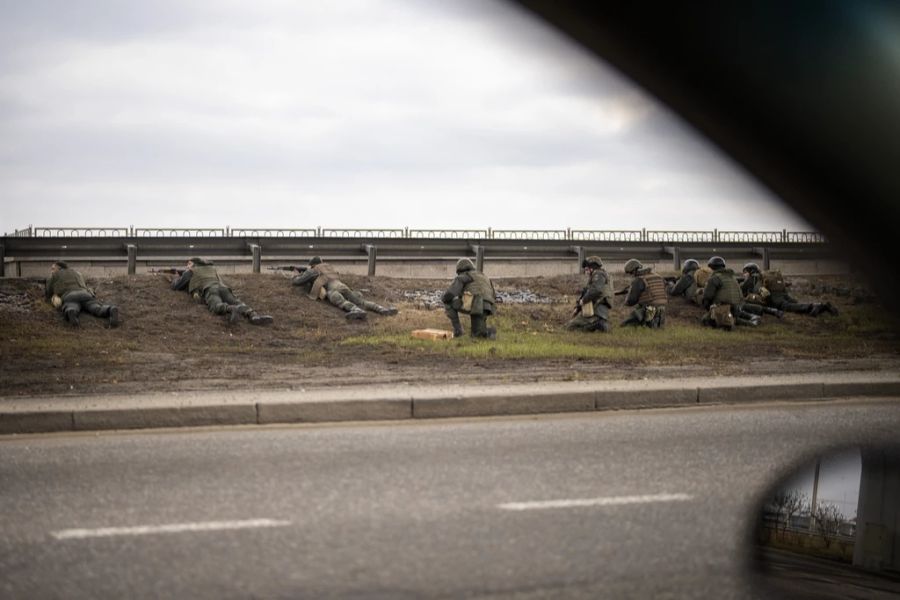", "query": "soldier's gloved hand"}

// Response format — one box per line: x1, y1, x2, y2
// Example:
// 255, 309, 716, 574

51, 295, 62, 309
